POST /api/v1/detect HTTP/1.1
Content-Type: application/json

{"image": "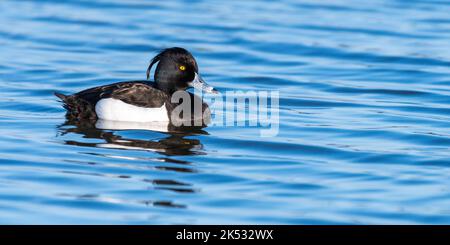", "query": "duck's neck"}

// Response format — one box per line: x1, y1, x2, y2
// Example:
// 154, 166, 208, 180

155, 82, 176, 94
